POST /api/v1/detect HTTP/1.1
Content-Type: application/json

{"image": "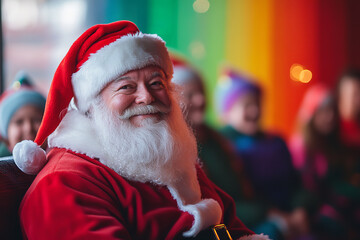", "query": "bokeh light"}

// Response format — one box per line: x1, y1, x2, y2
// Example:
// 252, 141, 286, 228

299, 69, 312, 83
193, 0, 210, 14
290, 64, 312, 83
290, 64, 304, 81
189, 41, 206, 59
